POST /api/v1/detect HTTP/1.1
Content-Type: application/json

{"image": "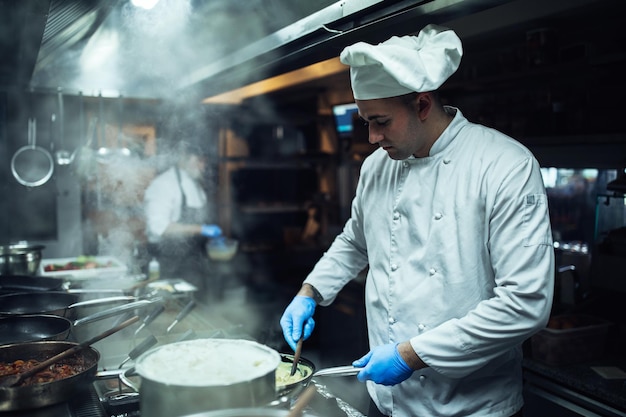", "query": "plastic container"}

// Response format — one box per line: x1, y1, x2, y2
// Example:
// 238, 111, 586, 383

531, 314, 611, 366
